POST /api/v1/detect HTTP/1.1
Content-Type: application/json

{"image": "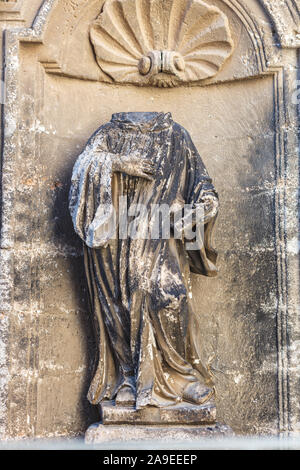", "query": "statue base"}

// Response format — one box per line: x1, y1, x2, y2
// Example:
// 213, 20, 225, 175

85, 422, 233, 445
85, 400, 233, 445
100, 400, 216, 425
